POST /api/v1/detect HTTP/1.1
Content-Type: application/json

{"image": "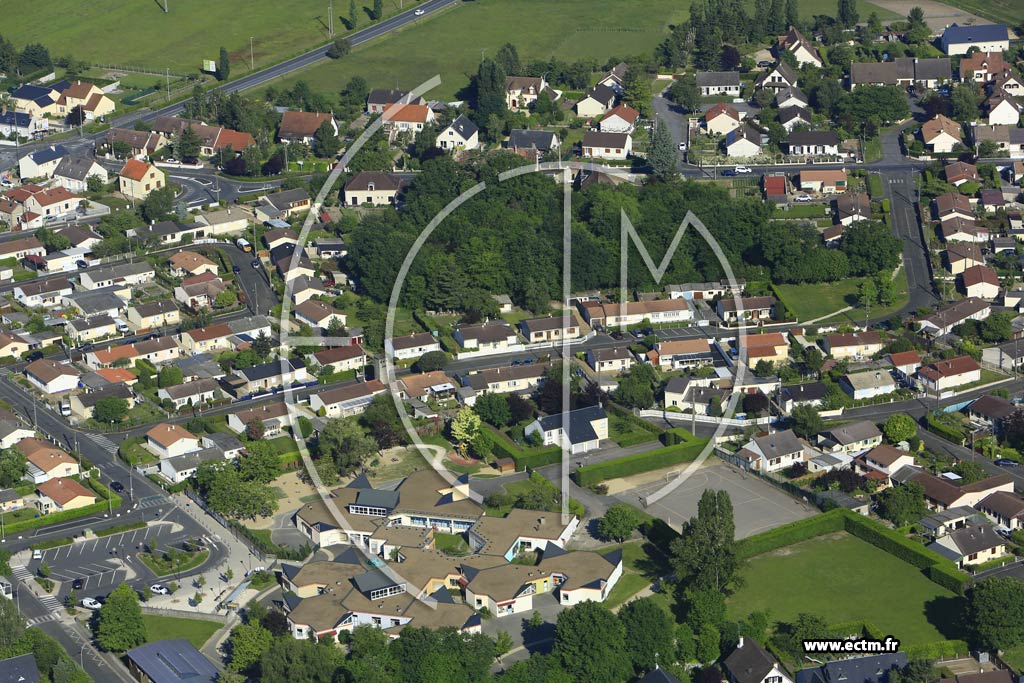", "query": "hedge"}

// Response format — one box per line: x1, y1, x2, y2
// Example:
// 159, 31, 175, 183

573, 438, 709, 487
94, 521, 147, 537
607, 403, 663, 435
661, 427, 697, 446
843, 511, 946, 570
925, 413, 965, 445
928, 562, 970, 595
736, 509, 846, 559
5, 500, 114, 535
829, 620, 885, 640
903, 640, 969, 660
486, 425, 562, 471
